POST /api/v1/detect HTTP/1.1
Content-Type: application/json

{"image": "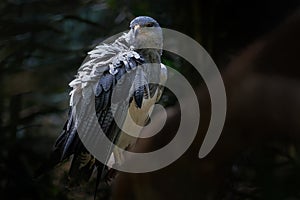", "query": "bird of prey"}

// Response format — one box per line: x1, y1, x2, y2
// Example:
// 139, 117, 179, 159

38, 16, 167, 195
